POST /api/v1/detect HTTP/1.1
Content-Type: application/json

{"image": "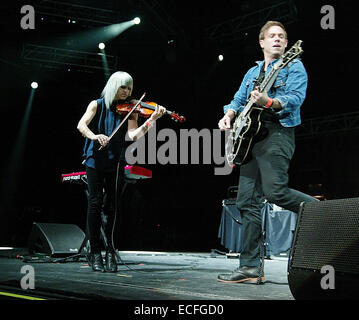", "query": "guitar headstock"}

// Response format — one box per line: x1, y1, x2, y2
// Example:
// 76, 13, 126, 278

280, 40, 303, 69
